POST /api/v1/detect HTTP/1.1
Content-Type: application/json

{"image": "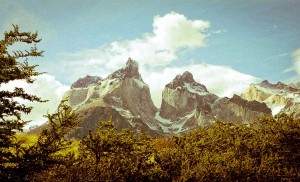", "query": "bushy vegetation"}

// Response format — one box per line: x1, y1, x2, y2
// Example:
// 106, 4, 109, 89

5, 113, 296, 181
